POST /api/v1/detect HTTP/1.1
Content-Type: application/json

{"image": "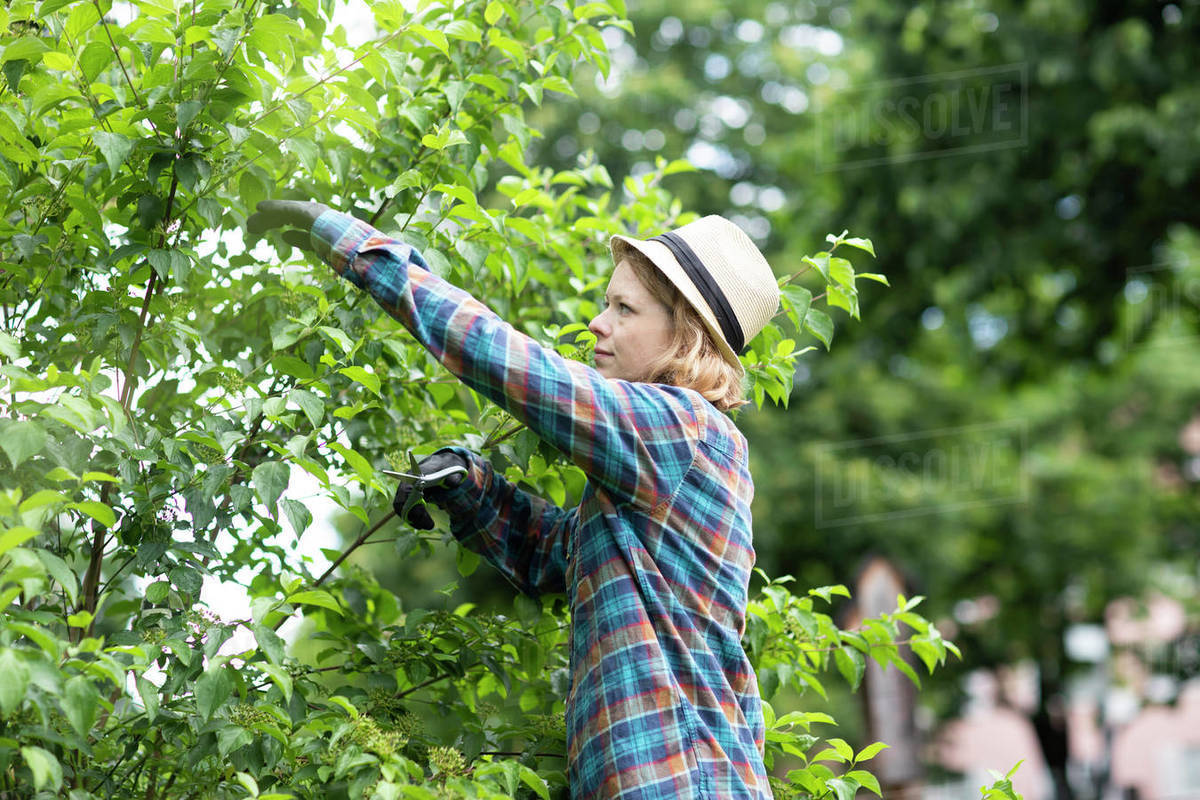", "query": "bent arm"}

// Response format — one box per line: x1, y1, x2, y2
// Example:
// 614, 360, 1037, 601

310, 211, 699, 509
423, 447, 573, 598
